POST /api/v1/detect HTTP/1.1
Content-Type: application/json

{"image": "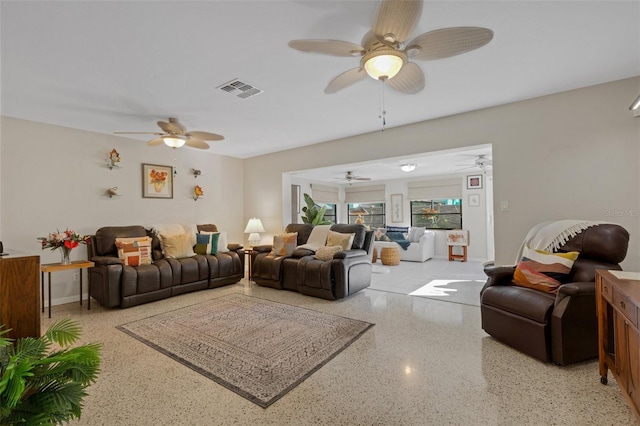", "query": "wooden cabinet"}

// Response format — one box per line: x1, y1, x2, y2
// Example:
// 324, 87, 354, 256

596, 269, 640, 422
0, 251, 41, 340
